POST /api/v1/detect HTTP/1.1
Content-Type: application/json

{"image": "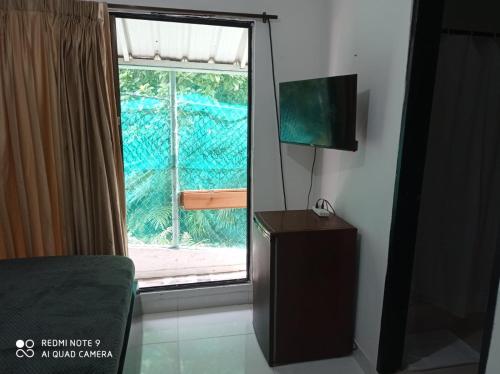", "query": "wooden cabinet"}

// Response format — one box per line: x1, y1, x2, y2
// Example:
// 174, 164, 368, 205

252, 210, 357, 366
